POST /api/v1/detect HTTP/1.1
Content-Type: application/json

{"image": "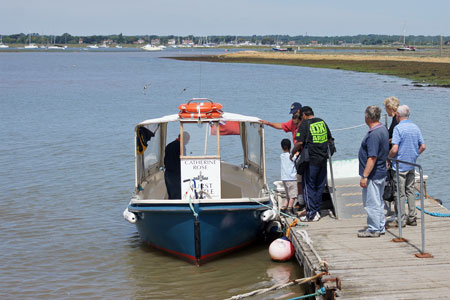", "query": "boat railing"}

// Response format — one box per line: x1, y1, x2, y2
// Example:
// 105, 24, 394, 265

389, 157, 430, 257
